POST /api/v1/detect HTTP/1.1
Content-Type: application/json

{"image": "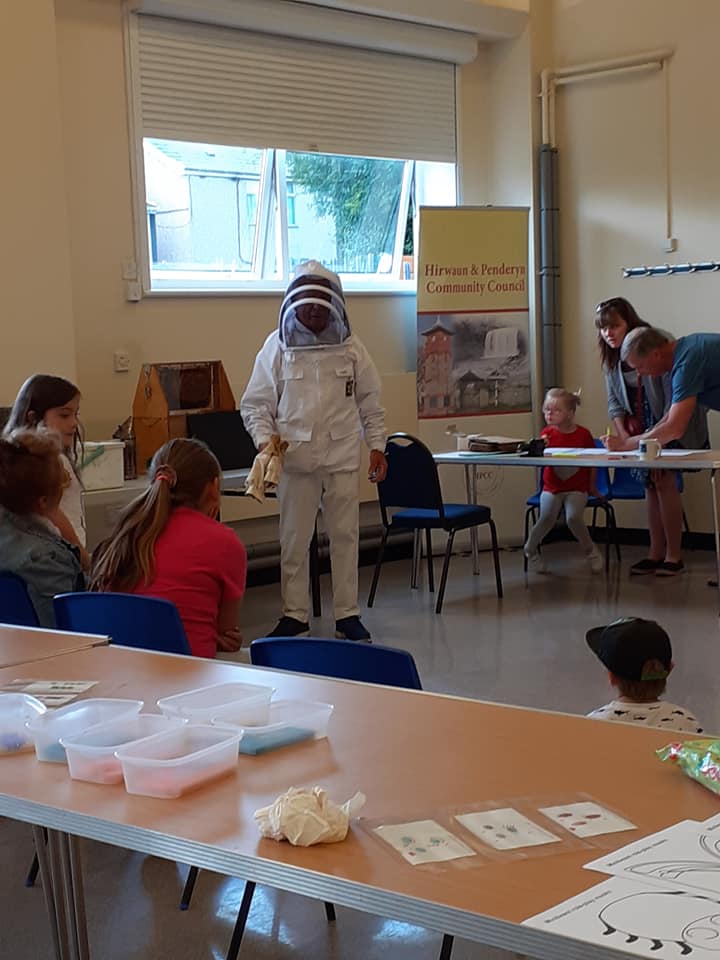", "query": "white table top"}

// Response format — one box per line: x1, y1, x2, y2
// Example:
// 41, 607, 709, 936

83, 468, 251, 498
434, 449, 720, 470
